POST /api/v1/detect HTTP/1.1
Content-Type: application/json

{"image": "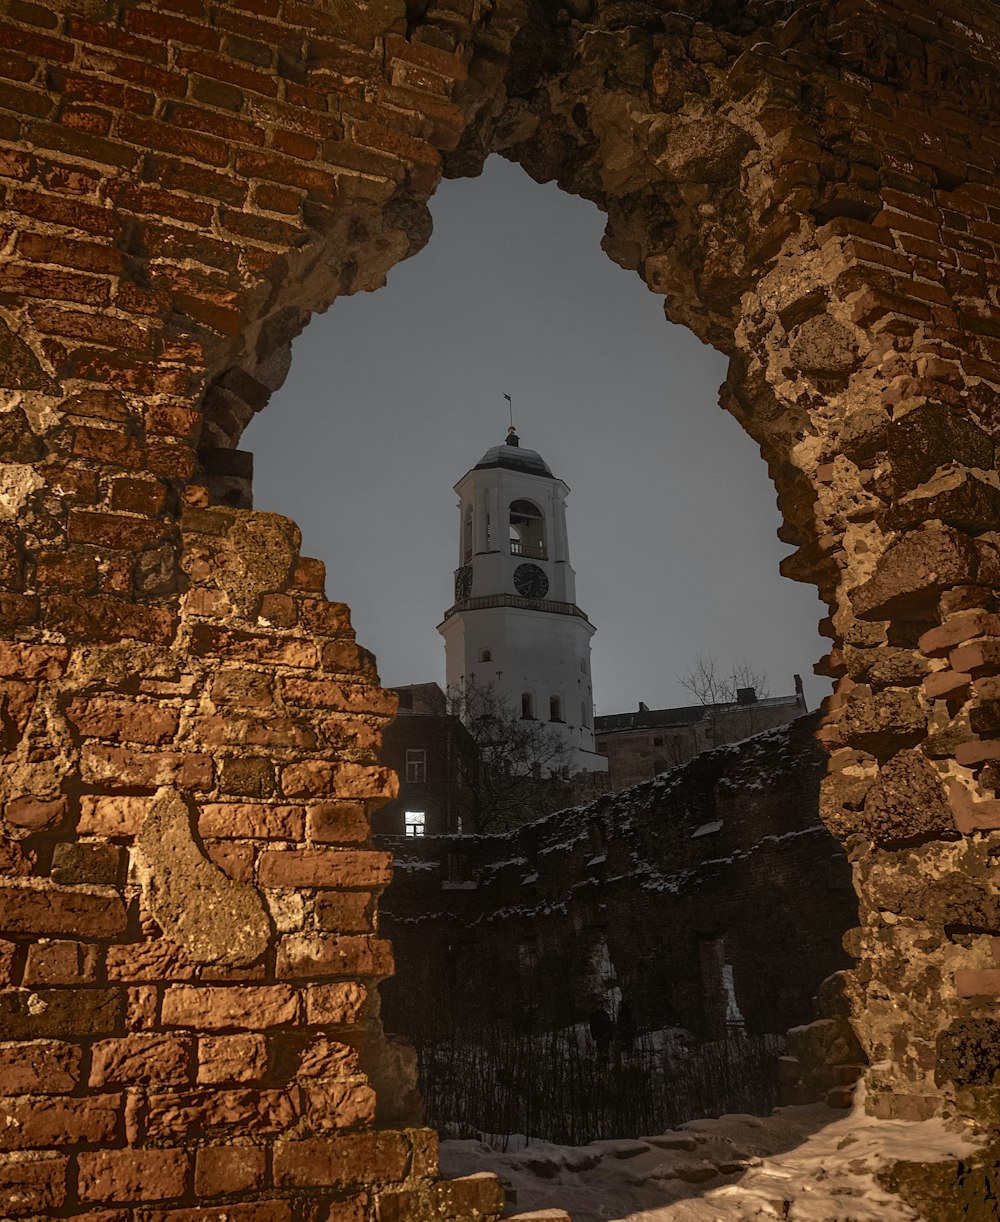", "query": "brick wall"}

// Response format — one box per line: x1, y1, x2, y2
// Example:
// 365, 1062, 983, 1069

2, 0, 1000, 1205
378, 714, 856, 1043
